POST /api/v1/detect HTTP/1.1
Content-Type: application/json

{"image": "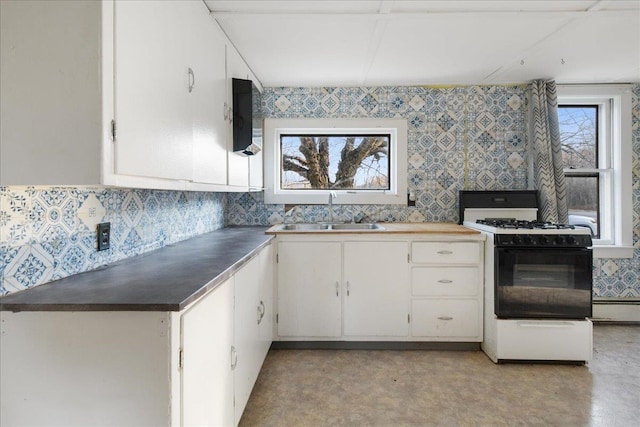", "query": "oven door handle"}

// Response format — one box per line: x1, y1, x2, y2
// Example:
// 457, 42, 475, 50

516, 321, 577, 328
